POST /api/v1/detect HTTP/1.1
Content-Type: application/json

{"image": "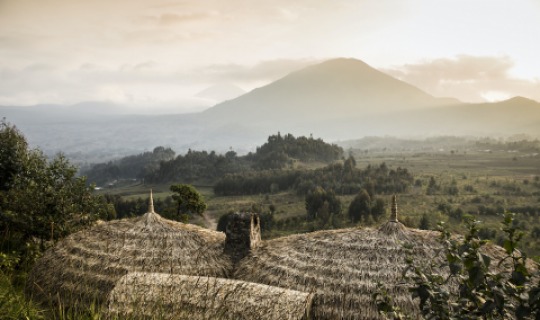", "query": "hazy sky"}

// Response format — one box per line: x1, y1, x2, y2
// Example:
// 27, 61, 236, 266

1, 0, 539, 112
